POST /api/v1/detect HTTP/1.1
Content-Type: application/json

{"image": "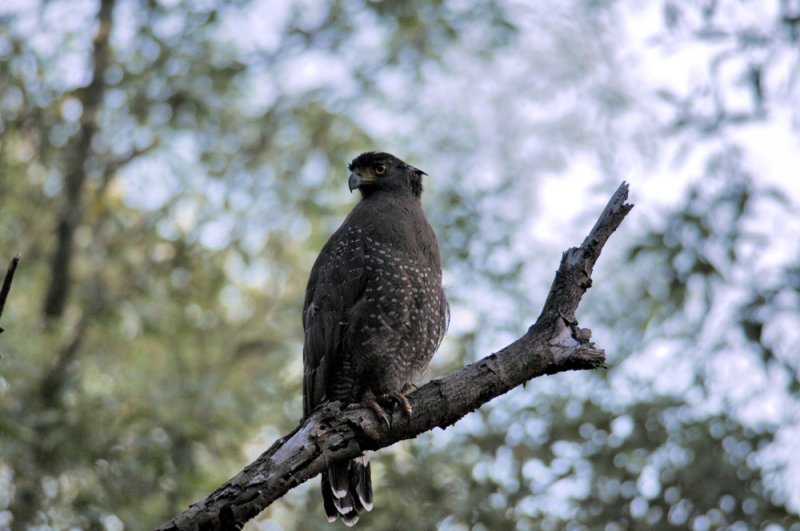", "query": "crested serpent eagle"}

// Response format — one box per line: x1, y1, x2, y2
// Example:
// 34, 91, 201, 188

302, 152, 449, 525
